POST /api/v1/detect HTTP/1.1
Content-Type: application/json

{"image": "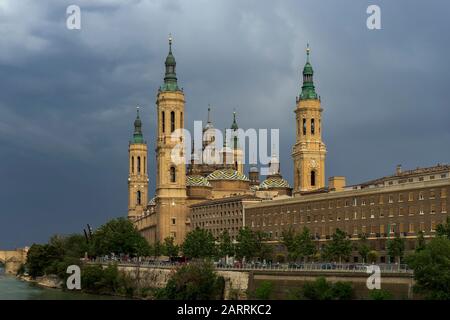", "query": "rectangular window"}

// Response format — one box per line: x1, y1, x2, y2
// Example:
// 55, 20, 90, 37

441, 188, 447, 198
431, 204, 436, 214
388, 195, 394, 203
408, 192, 414, 201
430, 190, 436, 199
431, 221, 436, 232
419, 222, 425, 232
171, 218, 176, 225
409, 223, 415, 233
442, 202, 447, 213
